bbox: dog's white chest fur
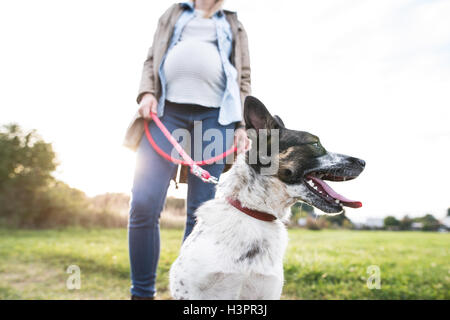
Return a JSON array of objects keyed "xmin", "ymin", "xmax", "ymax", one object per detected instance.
[{"xmin": 169, "ymin": 156, "xmax": 292, "ymax": 300}]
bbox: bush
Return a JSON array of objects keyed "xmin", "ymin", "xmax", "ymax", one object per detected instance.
[
  {"xmin": 324, "ymin": 212, "xmax": 353, "ymax": 229},
  {"xmin": 289, "ymin": 202, "xmax": 315, "ymax": 227},
  {"xmin": 306, "ymin": 217, "xmax": 321, "ymax": 230}
]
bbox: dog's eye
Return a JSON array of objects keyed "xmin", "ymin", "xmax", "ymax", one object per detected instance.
[
  {"xmin": 280, "ymin": 168, "xmax": 293, "ymax": 178},
  {"xmin": 310, "ymin": 141, "xmax": 326, "ymax": 156}
]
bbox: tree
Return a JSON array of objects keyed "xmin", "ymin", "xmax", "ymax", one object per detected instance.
[
  {"xmin": 0, "ymin": 124, "xmax": 56, "ymax": 189},
  {"xmin": 420, "ymin": 214, "xmax": 441, "ymax": 231},
  {"xmin": 0, "ymin": 124, "xmax": 57, "ymax": 225},
  {"xmin": 400, "ymin": 215, "xmax": 413, "ymax": 230},
  {"xmin": 0, "ymin": 123, "xmax": 127, "ymax": 228},
  {"xmin": 384, "ymin": 216, "xmax": 400, "ymax": 230}
]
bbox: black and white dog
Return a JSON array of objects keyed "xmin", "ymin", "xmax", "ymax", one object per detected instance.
[{"xmin": 170, "ymin": 96, "xmax": 365, "ymax": 300}]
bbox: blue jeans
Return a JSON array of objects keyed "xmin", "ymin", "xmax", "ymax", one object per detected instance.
[{"xmin": 128, "ymin": 100, "xmax": 236, "ymax": 298}]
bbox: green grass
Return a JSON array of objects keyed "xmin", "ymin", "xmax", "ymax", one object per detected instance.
[{"xmin": 0, "ymin": 228, "xmax": 448, "ymax": 299}]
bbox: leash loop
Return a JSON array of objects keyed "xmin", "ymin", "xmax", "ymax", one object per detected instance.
[{"xmin": 144, "ymin": 112, "xmax": 237, "ymax": 184}]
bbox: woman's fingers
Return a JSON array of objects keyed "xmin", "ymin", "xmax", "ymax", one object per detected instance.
[
  {"xmin": 138, "ymin": 93, "xmax": 157, "ymax": 120},
  {"xmin": 244, "ymin": 136, "xmax": 252, "ymax": 152},
  {"xmin": 234, "ymin": 132, "xmax": 242, "ymax": 154},
  {"xmin": 150, "ymin": 99, "xmax": 158, "ymax": 114},
  {"xmin": 139, "ymin": 104, "xmax": 152, "ymax": 120},
  {"xmin": 235, "ymin": 129, "xmax": 250, "ymax": 154},
  {"xmin": 236, "ymin": 140, "xmax": 244, "ymax": 154}
]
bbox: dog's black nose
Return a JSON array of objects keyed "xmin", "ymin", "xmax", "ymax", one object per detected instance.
[
  {"xmin": 349, "ymin": 157, "xmax": 365, "ymax": 168},
  {"xmin": 356, "ymin": 158, "xmax": 366, "ymax": 167}
]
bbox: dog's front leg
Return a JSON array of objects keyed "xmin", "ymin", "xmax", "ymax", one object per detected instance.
[
  {"xmin": 188, "ymin": 272, "xmax": 246, "ymax": 300},
  {"xmin": 239, "ymin": 273, "xmax": 283, "ymax": 300}
]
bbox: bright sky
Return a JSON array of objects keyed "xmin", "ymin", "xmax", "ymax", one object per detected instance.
[{"xmin": 1, "ymin": 0, "xmax": 449, "ymax": 222}]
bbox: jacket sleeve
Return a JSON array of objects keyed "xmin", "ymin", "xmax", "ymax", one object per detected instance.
[
  {"xmin": 237, "ymin": 21, "xmax": 251, "ymax": 128},
  {"xmin": 136, "ymin": 5, "xmax": 176, "ymax": 104},
  {"xmin": 137, "ymin": 44, "xmax": 156, "ymax": 104}
]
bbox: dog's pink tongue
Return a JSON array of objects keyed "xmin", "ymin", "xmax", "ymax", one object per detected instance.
[{"xmin": 309, "ymin": 176, "xmax": 362, "ymax": 208}]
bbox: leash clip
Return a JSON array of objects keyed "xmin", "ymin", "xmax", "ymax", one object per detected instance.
[{"xmin": 191, "ymin": 164, "xmax": 218, "ymax": 184}]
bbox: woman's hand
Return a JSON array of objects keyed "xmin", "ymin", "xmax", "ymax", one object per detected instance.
[
  {"xmin": 234, "ymin": 127, "xmax": 251, "ymax": 154},
  {"xmin": 138, "ymin": 93, "xmax": 158, "ymax": 120}
]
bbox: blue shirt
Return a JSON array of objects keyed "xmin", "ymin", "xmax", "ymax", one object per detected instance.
[{"xmin": 156, "ymin": 1, "xmax": 242, "ymax": 126}]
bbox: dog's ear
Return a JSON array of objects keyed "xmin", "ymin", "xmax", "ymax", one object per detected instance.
[
  {"xmin": 273, "ymin": 115, "xmax": 285, "ymax": 128},
  {"xmin": 244, "ymin": 96, "xmax": 282, "ymax": 131}
]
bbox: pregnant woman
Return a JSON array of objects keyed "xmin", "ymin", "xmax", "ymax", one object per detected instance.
[{"xmin": 123, "ymin": 0, "xmax": 252, "ymax": 299}]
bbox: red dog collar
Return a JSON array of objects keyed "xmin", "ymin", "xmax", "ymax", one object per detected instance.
[{"xmin": 226, "ymin": 197, "xmax": 277, "ymax": 222}]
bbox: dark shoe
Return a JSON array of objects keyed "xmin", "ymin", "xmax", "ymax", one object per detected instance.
[{"xmin": 131, "ymin": 294, "xmax": 155, "ymax": 300}]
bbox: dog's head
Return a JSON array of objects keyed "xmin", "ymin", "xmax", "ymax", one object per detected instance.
[{"xmin": 244, "ymin": 96, "xmax": 365, "ymax": 214}]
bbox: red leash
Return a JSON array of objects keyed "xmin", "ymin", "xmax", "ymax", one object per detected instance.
[{"xmin": 144, "ymin": 112, "xmax": 237, "ymax": 184}]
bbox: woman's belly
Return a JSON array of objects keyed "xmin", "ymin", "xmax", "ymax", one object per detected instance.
[{"xmin": 163, "ymin": 39, "xmax": 226, "ymax": 107}]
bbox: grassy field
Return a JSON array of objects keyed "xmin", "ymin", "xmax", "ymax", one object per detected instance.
[{"xmin": 0, "ymin": 228, "xmax": 448, "ymax": 300}]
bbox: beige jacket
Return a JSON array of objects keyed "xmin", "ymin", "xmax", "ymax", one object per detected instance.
[{"xmin": 123, "ymin": 3, "xmax": 251, "ymax": 183}]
